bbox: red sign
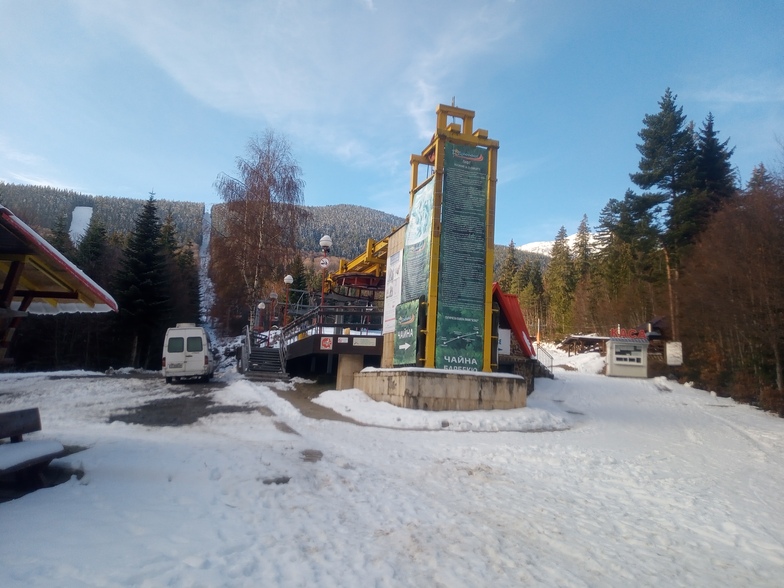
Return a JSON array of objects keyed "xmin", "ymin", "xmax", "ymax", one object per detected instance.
[
  {"xmin": 610, "ymin": 327, "xmax": 648, "ymax": 339},
  {"xmin": 320, "ymin": 337, "xmax": 333, "ymax": 350}
]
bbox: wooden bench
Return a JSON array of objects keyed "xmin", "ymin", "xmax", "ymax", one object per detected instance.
[{"xmin": 0, "ymin": 408, "xmax": 65, "ymax": 481}]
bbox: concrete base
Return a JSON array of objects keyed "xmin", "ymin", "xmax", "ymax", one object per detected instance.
[
  {"xmin": 354, "ymin": 368, "xmax": 526, "ymax": 411},
  {"xmin": 336, "ymin": 354, "xmax": 365, "ymax": 390}
]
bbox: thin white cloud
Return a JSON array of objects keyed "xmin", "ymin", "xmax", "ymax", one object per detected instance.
[
  {"xmin": 3, "ymin": 171, "xmax": 76, "ymax": 191},
  {"xmin": 70, "ymin": 0, "xmax": 553, "ymax": 164},
  {"xmin": 691, "ymin": 77, "xmax": 784, "ymax": 105},
  {"xmin": 497, "ymin": 156, "xmax": 549, "ymax": 185},
  {"xmin": 0, "ymin": 137, "xmax": 44, "ymax": 167}
]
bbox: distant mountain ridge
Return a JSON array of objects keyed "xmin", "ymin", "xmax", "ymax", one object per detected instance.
[
  {"xmin": 517, "ymin": 233, "xmax": 598, "ymax": 257},
  {"xmin": 0, "ymin": 182, "xmax": 204, "ymax": 245},
  {"xmin": 2, "ymin": 182, "xmax": 555, "ymax": 262},
  {"xmin": 0, "ymin": 183, "xmax": 403, "ymax": 259},
  {"xmin": 299, "ymin": 204, "xmax": 404, "ymax": 259}
]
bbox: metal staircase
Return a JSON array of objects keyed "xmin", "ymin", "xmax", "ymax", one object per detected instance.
[{"xmin": 238, "ymin": 326, "xmax": 288, "ymax": 380}]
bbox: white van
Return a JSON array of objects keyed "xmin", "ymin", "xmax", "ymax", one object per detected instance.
[{"xmin": 162, "ymin": 324, "xmax": 216, "ymax": 383}]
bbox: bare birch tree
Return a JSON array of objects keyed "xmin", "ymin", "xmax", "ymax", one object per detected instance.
[{"xmin": 210, "ymin": 131, "xmax": 307, "ymax": 333}]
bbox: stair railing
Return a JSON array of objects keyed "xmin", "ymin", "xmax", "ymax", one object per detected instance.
[
  {"xmin": 240, "ymin": 324, "xmax": 251, "ymax": 373},
  {"xmin": 536, "ymin": 343, "xmax": 553, "ymax": 373}
]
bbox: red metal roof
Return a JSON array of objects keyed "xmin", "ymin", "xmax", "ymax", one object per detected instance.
[
  {"xmin": 492, "ymin": 282, "xmax": 536, "ymax": 358},
  {"xmin": 0, "ymin": 205, "xmax": 118, "ymax": 315}
]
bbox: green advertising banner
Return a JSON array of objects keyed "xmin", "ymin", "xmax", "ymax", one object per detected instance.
[
  {"xmin": 393, "ymin": 298, "xmax": 421, "ymax": 366},
  {"xmin": 401, "ymin": 178, "xmax": 434, "ymax": 303},
  {"xmin": 435, "ymin": 142, "xmax": 488, "ymax": 371}
]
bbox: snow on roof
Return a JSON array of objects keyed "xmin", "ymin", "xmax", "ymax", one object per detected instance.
[{"xmin": 0, "ymin": 205, "xmax": 117, "ymax": 314}]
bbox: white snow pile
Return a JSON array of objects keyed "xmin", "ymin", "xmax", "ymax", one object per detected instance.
[
  {"xmin": 1, "ymin": 344, "xmax": 783, "ymax": 587},
  {"xmin": 68, "ymin": 205, "xmax": 93, "ymax": 244}
]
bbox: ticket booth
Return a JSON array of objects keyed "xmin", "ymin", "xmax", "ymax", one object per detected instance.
[{"xmin": 606, "ymin": 338, "xmax": 649, "ymax": 378}]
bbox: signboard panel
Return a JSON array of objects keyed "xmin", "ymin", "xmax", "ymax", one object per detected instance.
[
  {"xmin": 382, "ymin": 250, "xmax": 403, "ymax": 334},
  {"xmin": 435, "ymin": 142, "xmax": 488, "ymax": 371},
  {"xmin": 666, "ymin": 341, "xmax": 683, "ymax": 366},
  {"xmin": 498, "ymin": 328, "xmax": 511, "ymax": 355},
  {"xmin": 393, "ymin": 298, "xmax": 420, "ymax": 366},
  {"xmin": 401, "ymin": 178, "xmax": 434, "ymax": 303}
]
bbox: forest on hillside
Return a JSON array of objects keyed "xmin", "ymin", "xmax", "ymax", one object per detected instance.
[
  {"xmin": 298, "ymin": 204, "xmax": 404, "ymax": 259},
  {"xmin": 0, "ymin": 183, "xmax": 205, "ymax": 246},
  {"xmin": 0, "ymin": 183, "xmax": 404, "ymax": 261}
]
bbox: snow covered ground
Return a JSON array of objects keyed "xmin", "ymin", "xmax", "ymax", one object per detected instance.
[{"xmin": 1, "ymin": 347, "xmax": 783, "ymax": 587}]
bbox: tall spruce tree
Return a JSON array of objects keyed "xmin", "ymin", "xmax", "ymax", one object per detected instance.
[
  {"xmin": 113, "ymin": 194, "xmax": 172, "ymax": 369},
  {"xmin": 668, "ymin": 113, "xmax": 737, "ymax": 252},
  {"xmin": 498, "ymin": 240, "xmax": 519, "ymax": 293},
  {"xmin": 544, "ymin": 226, "xmax": 576, "ymax": 338},
  {"xmin": 516, "ymin": 259, "xmax": 545, "ymax": 335},
  {"xmin": 572, "ymin": 215, "xmax": 592, "ymax": 279},
  {"xmin": 747, "ymin": 162, "xmax": 774, "ymax": 192},
  {"xmin": 696, "ymin": 113, "xmax": 736, "ymax": 200},
  {"xmin": 176, "ymin": 242, "xmax": 202, "ymax": 324},
  {"xmin": 50, "ymin": 213, "xmax": 77, "ymax": 261},
  {"xmin": 76, "ymin": 216, "xmax": 109, "ymax": 285},
  {"xmin": 159, "ymin": 211, "xmax": 200, "ymax": 325},
  {"xmin": 630, "ymin": 88, "xmax": 697, "ymax": 206}
]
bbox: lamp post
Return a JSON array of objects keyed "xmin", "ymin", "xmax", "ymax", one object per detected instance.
[
  {"xmin": 283, "ymin": 274, "xmax": 294, "ymax": 326},
  {"xmin": 269, "ymin": 291, "xmax": 278, "ymax": 327},
  {"xmin": 319, "ymin": 235, "xmax": 332, "ymax": 307},
  {"xmin": 257, "ymin": 301, "xmax": 265, "ymax": 331}
]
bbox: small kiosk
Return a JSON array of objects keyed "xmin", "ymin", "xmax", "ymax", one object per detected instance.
[{"xmin": 606, "ymin": 336, "xmax": 649, "ymax": 378}]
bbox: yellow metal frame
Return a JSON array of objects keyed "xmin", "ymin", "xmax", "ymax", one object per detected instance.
[
  {"xmin": 335, "ymin": 237, "xmax": 389, "ymax": 277},
  {"xmin": 410, "ymin": 105, "xmax": 499, "ymax": 370}
]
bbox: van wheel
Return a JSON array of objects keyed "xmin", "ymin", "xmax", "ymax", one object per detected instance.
[{"xmin": 165, "ymin": 377, "xmax": 172, "ymax": 384}]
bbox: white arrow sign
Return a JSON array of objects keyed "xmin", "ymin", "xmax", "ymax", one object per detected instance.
[{"xmin": 398, "ymin": 343, "xmax": 411, "ymax": 351}]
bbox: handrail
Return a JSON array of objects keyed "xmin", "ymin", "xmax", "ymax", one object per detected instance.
[
  {"xmin": 280, "ymin": 304, "xmax": 383, "ymax": 349},
  {"xmin": 240, "ymin": 325, "xmax": 251, "ymax": 373},
  {"xmin": 536, "ymin": 343, "xmax": 553, "ymax": 373}
]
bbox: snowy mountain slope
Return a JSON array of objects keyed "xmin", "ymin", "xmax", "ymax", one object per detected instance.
[{"xmin": 518, "ymin": 233, "xmax": 598, "ymax": 257}]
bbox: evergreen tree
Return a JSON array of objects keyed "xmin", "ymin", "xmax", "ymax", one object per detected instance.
[
  {"xmin": 159, "ymin": 211, "xmax": 198, "ymax": 324},
  {"xmin": 516, "ymin": 259, "xmax": 546, "ymax": 334},
  {"xmin": 572, "ymin": 215, "xmax": 592, "ymax": 279},
  {"xmin": 159, "ymin": 211, "xmax": 180, "ymax": 257},
  {"xmin": 630, "ymin": 88, "xmax": 697, "ymax": 205},
  {"xmin": 498, "ymin": 240, "xmax": 519, "ymax": 293},
  {"xmin": 747, "ymin": 163, "xmax": 774, "ymax": 192},
  {"xmin": 50, "ymin": 213, "xmax": 77, "ymax": 261},
  {"xmin": 113, "ymin": 194, "xmax": 172, "ymax": 369},
  {"xmin": 668, "ymin": 113, "xmax": 737, "ymax": 252},
  {"xmin": 289, "ymin": 254, "xmax": 309, "ymax": 292},
  {"xmin": 76, "ymin": 216, "xmax": 109, "ymax": 285},
  {"xmin": 544, "ymin": 226, "xmax": 576, "ymax": 338},
  {"xmin": 175, "ymin": 242, "xmax": 202, "ymax": 324},
  {"xmin": 696, "ymin": 113, "xmax": 736, "ymax": 201}
]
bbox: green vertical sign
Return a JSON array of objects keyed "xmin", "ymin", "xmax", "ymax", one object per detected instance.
[
  {"xmin": 435, "ymin": 142, "xmax": 488, "ymax": 371},
  {"xmin": 393, "ymin": 298, "xmax": 420, "ymax": 366},
  {"xmin": 401, "ymin": 178, "xmax": 434, "ymax": 302}
]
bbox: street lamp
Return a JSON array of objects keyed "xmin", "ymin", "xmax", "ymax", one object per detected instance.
[
  {"xmin": 283, "ymin": 274, "xmax": 293, "ymax": 326},
  {"xmin": 257, "ymin": 301, "xmax": 265, "ymax": 331},
  {"xmin": 269, "ymin": 291, "xmax": 278, "ymax": 326},
  {"xmin": 319, "ymin": 235, "xmax": 332, "ymax": 307}
]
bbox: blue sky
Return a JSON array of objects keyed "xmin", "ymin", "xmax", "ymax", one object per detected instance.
[{"xmin": 1, "ymin": 0, "xmax": 782, "ymax": 246}]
